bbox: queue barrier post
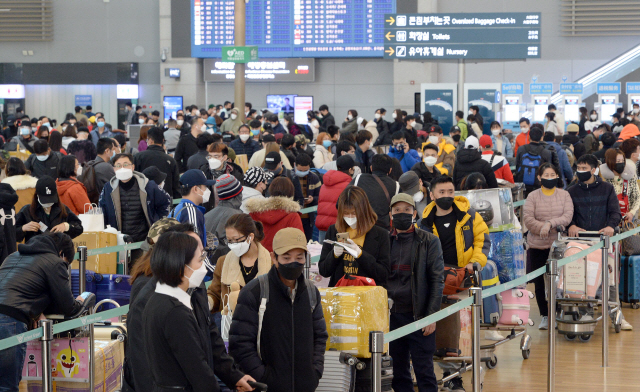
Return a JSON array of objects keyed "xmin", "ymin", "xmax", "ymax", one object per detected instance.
[
  {"xmin": 601, "ymin": 234, "xmax": 610, "ymax": 368},
  {"xmin": 369, "ymin": 331, "xmax": 384, "ymax": 392},
  {"xmin": 40, "ymin": 319, "xmax": 53, "ymax": 392},
  {"xmin": 470, "ymin": 287, "xmax": 482, "ymax": 392},
  {"xmin": 546, "ymin": 258, "xmax": 557, "ymax": 392},
  {"xmin": 77, "ymin": 246, "xmax": 88, "ymax": 293}
]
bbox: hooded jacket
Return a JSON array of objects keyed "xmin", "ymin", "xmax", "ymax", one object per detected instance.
[
  {"xmin": 618, "ymin": 124, "xmax": 640, "ymax": 142},
  {"xmin": 0, "ymin": 235, "xmax": 83, "ymax": 326},
  {"xmin": 452, "ymin": 148, "xmax": 498, "ymax": 190},
  {"xmin": 220, "ymin": 109, "xmax": 244, "ymax": 135},
  {"xmin": 245, "ymin": 196, "xmax": 303, "ymax": 252},
  {"xmin": 315, "ymin": 170, "xmax": 352, "ymax": 231},
  {"xmin": 1, "ymin": 174, "xmax": 38, "ymax": 212},
  {"xmin": 56, "ymin": 178, "xmax": 91, "ymax": 215},
  {"xmin": 567, "ymin": 175, "xmax": 621, "ymax": 231},
  {"xmin": 0, "ymin": 183, "xmax": 18, "ymax": 264},
  {"xmin": 15, "ymin": 203, "xmax": 83, "ymax": 244},
  {"xmin": 420, "ymin": 196, "xmax": 490, "ymax": 268},
  {"xmin": 98, "ymin": 171, "xmax": 172, "ymax": 238}
]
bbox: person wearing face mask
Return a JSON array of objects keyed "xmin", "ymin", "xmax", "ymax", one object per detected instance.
[
  {"xmin": 620, "ymin": 138, "xmax": 640, "ymax": 177},
  {"xmin": 0, "ymin": 233, "xmax": 87, "ymax": 391},
  {"xmin": 240, "ymin": 167, "xmax": 268, "ymax": 213},
  {"xmin": 315, "ymin": 155, "xmax": 356, "ymax": 243},
  {"xmin": 547, "ymin": 104, "xmax": 564, "ymax": 135},
  {"xmin": 562, "ymin": 123, "xmax": 586, "ymax": 162},
  {"xmin": 163, "ymin": 118, "xmax": 182, "ymax": 155},
  {"xmin": 355, "ymin": 129, "xmax": 375, "ymax": 174},
  {"xmin": 8, "ymin": 122, "xmax": 38, "ymax": 153},
  {"xmin": 204, "ymin": 174, "xmax": 244, "ymax": 247},
  {"xmin": 514, "ymin": 117, "xmax": 531, "ymax": 153},
  {"xmin": 294, "ymin": 153, "xmax": 320, "ymax": 240},
  {"xmin": 583, "ymin": 123, "xmax": 607, "ymax": 155},
  {"xmin": 402, "ymin": 115, "xmax": 419, "ymax": 150},
  {"xmin": 303, "ymin": 111, "xmax": 321, "ymax": 142},
  {"xmin": 55, "ymin": 155, "xmax": 91, "ymax": 215},
  {"xmin": 143, "ymin": 231, "xmax": 256, "ymax": 392},
  {"xmin": 467, "ymin": 114, "xmax": 482, "ymax": 138},
  {"xmin": 35, "ymin": 126, "xmax": 50, "ymax": 142},
  {"xmin": 312, "ymin": 132, "xmax": 334, "ymax": 168},
  {"xmin": 99, "ymin": 153, "xmax": 172, "ymax": 261},
  {"xmin": 387, "ymin": 193, "xmax": 444, "ymax": 392},
  {"xmin": 15, "ymin": 176, "xmax": 83, "ymax": 244},
  {"xmin": 542, "ymin": 131, "xmax": 573, "ymax": 187},
  {"xmin": 452, "ymin": 136, "xmax": 499, "ymax": 190},
  {"xmin": 124, "ymin": 101, "xmax": 135, "ymax": 126},
  {"xmin": 208, "ymin": 213, "xmax": 271, "ymax": 315},
  {"xmin": 134, "ymin": 127, "xmax": 181, "ymax": 198},
  {"xmin": 515, "ymin": 125, "xmax": 560, "ymax": 193},
  {"xmin": 479, "ymin": 135, "xmax": 514, "ymax": 185},
  {"xmin": 522, "ymin": 163, "xmax": 574, "ymax": 330},
  {"xmin": 422, "ymin": 125, "xmax": 456, "ymax": 175},
  {"xmin": 398, "ymin": 171, "xmax": 428, "ymax": 220},
  {"xmin": 24, "ymin": 139, "xmax": 61, "ymax": 179},
  {"xmin": 176, "ymin": 117, "xmax": 205, "ymax": 172},
  {"xmin": 318, "ymin": 185, "xmax": 390, "ymax": 287},
  {"xmin": 220, "ymin": 108, "xmax": 244, "ymax": 135},
  {"xmin": 448, "ymin": 125, "xmax": 464, "ymax": 154},
  {"xmin": 593, "ymin": 130, "xmax": 617, "ymax": 163},
  {"xmin": 201, "ymin": 142, "xmax": 245, "ymax": 185},
  {"xmin": 229, "ymin": 227, "xmax": 327, "ymax": 392},
  {"xmin": 389, "ymin": 131, "xmax": 421, "ymax": 173},
  {"xmin": 79, "ymin": 138, "xmax": 116, "ymax": 202},
  {"xmin": 584, "ymin": 109, "xmax": 602, "ymax": 133},
  {"xmin": 89, "ymin": 115, "xmax": 115, "ymax": 146},
  {"xmin": 412, "ymin": 144, "xmax": 441, "ymax": 203},
  {"xmin": 454, "ymin": 110, "xmax": 469, "ymax": 141},
  {"xmin": 599, "ymin": 148, "xmax": 640, "ymax": 223},
  {"xmin": 341, "ymin": 109, "xmax": 359, "ymax": 134},
  {"xmin": 230, "ymin": 124, "xmax": 262, "ymax": 160},
  {"xmin": 489, "ymin": 121, "xmax": 513, "ymax": 158}
]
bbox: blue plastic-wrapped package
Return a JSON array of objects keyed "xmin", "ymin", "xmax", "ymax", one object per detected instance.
[{"xmin": 488, "ymin": 229, "xmax": 526, "ymax": 288}]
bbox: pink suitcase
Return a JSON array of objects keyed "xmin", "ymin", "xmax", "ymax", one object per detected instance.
[
  {"xmin": 558, "ymin": 241, "xmax": 602, "ymax": 299},
  {"xmin": 498, "ymin": 289, "xmax": 534, "ymax": 326}
]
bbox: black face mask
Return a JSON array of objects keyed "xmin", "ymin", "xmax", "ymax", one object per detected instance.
[
  {"xmin": 392, "ymin": 213, "xmax": 414, "ymax": 231},
  {"xmin": 451, "ymin": 134, "xmax": 461, "ymax": 142},
  {"xmin": 576, "ymin": 171, "xmax": 592, "ymax": 183},
  {"xmin": 540, "ymin": 178, "xmax": 557, "ymax": 190},
  {"xmin": 615, "ymin": 163, "xmax": 625, "ymax": 174},
  {"xmin": 435, "ymin": 196, "xmax": 454, "ymax": 210},
  {"xmin": 277, "ymin": 261, "xmax": 305, "ymax": 281}
]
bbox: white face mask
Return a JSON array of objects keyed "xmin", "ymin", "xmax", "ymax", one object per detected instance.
[
  {"xmin": 347, "ymin": 114, "xmax": 353, "ymax": 120},
  {"xmin": 138, "ymin": 119, "xmax": 145, "ymax": 124},
  {"xmin": 201, "ymin": 125, "xmax": 208, "ymax": 133},
  {"xmin": 410, "ymin": 121, "xmax": 416, "ymax": 128},
  {"xmin": 185, "ymin": 262, "xmax": 207, "ymax": 289},
  {"xmin": 231, "ymin": 113, "xmax": 238, "ymax": 120},
  {"xmin": 177, "ymin": 120, "xmax": 184, "ymax": 126},
  {"xmin": 590, "ymin": 114, "xmax": 597, "ymax": 121},
  {"xmin": 375, "ymin": 113, "xmax": 381, "ymax": 120},
  {"xmin": 36, "ymin": 154, "xmax": 49, "ymax": 162},
  {"xmin": 424, "ymin": 156, "xmax": 438, "ymax": 167},
  {"xmin": 208, "ymin": 158, "xmax": 222, "ymax": 170},
  {"xmin": 392, "ymin": 112, "xmax": 397, "ymax": 119},
  {"xmin": 491, "ymin": 129, "xmax": 501, "ymax": 136},
  {"xmin": 428, "ymin": 136, "xmax": 440, "ymax": 145},
  {"xmin": 633, "ymin": 108, "xmax": 639, "ymax": 114},
  {"xmin": 239, "ymin": 134, "xmax": 250, "ymax": 142},
  {"xmin": 200, "ymin": 188, "xmax": 211, "ymax": 204},
  {"xmin": 76, "ymin": 166, "xmax": 83, "ymax": 177},
  {"xmin": 228, "ymin": 237, "xmax": 251, "ymax": 257},
  {"xmin": 413, "ymin": 191, "xmax": 424, "ymax": 203},
  {"xmin": 344, "ymin": 216, "xmax": 357, "ymax": 229},
  {"xmin": 115, "ymin": 168, "xmax": 133, "ymax": 181},
  {"xmin": 38, "ymin": 197, "xmax": 54, "ymax": 209},
  {"xmin": 468, "ymin": 109, "xmax": 474, "ymax": 115}
]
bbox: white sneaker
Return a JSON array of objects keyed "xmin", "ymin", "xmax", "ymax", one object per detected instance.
[
  {"xmin": 621, "ymin": 319, "xmax": 633, "ymax": 330},
  {"xmin": 484, "ymin": 330, "xmax": 504, "ymax": 341},
  {"xmin": 539, "ymin": 316, "xmax": 549, "ymax": 330}
]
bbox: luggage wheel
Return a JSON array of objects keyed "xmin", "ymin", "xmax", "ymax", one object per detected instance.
[
  {"xmin": 565, "ymin": 334, "xmax": 577, "ymax": 341},
  {"xmin": 486, "ymin": 355, "xmax": 497, "ymax": 369},
  {"xmin": 632, "ymin": 303, "xmax": 640, "ymax": 310},
  {"xmin": 521, "ymin": 349, "xmax": 530, "ymax": 360}
]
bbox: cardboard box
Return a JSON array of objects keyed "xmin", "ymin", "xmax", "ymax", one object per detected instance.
[
  {"xmin": 71, "ymin": 232, "xmax": 118, "ymax": 274},
  {"xmin": 319, "ymin": 286, "xmax": 389, "ymax": 358}
]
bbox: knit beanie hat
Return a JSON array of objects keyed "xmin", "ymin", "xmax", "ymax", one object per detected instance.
[
  {"xmin": 215, "ymin": 174, "xmax": 243, "ymax": 200},
  {"xmin": 244, "ymin": 167, "xmax": 267, "ymax": 188}
]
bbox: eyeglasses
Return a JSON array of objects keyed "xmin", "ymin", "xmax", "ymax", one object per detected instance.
[
  {"xmin": 114, "ymin": 163, "xmax": 132, "ymax": 169},
  {"xmin": 223, "ymin": 236, "xmax": 247, "ymax": 246}
]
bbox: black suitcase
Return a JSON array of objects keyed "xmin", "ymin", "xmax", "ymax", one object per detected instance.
[{"xmin": 354, "ymin": 355, "xmax": 393, "ymax": 392}]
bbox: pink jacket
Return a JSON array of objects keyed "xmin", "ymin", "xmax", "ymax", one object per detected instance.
[{"xmin": 523, "ymin": 188, "xmax": 574, "ymax": 249}]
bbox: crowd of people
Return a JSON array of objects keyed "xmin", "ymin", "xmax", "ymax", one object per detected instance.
[{"xmin": 0, "ymin": 101, "xmax": 639, "ymax": 392}]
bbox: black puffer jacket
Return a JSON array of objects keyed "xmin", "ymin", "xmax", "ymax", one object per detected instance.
[
  {"xmin": 134, "ymin": 145, "xmax": 181, "ymax": 198},
  {"xmin": 229, "ymin": 266, "xmax": 328, "ymax": 392},
  {"xmin": 562, "ymin": 133, "xmax": 586, "ymax": 160},
  {"xmin": 0, "ymin": 235, "xmax": 82, "ymax": 326},
  {"xmin": 0, "ymin": 183, "xmax": 18, "ymax": 265},
  {"xmin": 15, "ymin": 203, "xmax": 83, "ymax": 244},
  {"xmin": 452, "ymin": 148, "xmax": 498, "ymax": 190}
]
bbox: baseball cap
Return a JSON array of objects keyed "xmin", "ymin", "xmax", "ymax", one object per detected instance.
[
  {"xmin": 465, "ymin": 136, "xmax": 479, "ymax": 150},
  {"xmin": 180, "ymin": 169, "xmax": 216, "ymax": 189},
  {"xmin": 390, "ymin": 192, "xmax": 415, "ymax": 209},
  {"xmin": 479, "ymin": 135, "xmax": 493, "ymax": 148},
  {"xmin": 272, "ymin": 227, "xmax": 308, "ymax": 255},
  {"xmin": 35, "ymin": 176, "xmax": 59, "ymax": 204},
  {"xmin": 427, "ymin": 125, "xmax": 443, "ymax": 134},
  {"xmin": 567, "ymin": 123, "xmax": 579, "ymax": 134},
  {"xmin": 264, "ymin": 151, "xmax": 281, "ymax": 170},
  {"xmin": 449, "ymin": 125, "xmax": 461, "ymax": 134},
  {"xmin": 142, "ymin": 166, "xmax": 167, "ymax": 186},
  {"xmin": 144, "ymin": 217, "xmax": 181, "ymax": 251},
  {"xmin": 294, "ymin": 134, "xmax": 309, "ymax": 144},
  {"xmin": 215, "ymin": 174, "xmax": 243, "ymax": 200},
  {"xmin": 398, "ymin": 171, "xmax": 420, "ymax": 196},
  {"xmin": 337, "ymin": 155, "xmax": 355, "ymax": 171},
  {"xmin": 244, "ymin": 166, "xmax": 267, "ymax": 188}
]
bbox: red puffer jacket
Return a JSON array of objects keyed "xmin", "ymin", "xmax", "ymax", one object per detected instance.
[
  {"xmin": 315, "ymin": 170, "xmax": 353, "ymax": 231},
  {"xmin": 245, "ymin": 196, "xmax": 303, "ymax": 252}
]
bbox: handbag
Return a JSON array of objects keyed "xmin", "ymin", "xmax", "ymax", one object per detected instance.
[
  {"xmin": 78, "ymin": 203, "xmax": 105, "ymax": 232},
  {"xmin": 443, "ymin": 267, "xmax": 473, "ymax": 295},
  {"xmin": 335, "ymin": 274, "xmax": 376, "ymax": 287},
  {"xmin": 620, "ymin": 221, "xmax": 640, "ymax": 256},
  {"xmin": 618, "ymin": 180, "xmax": 630, "ymax": 215},
  {"xmin": 220, "ymin": 294, "xmax": 232, "ymax": 341}
]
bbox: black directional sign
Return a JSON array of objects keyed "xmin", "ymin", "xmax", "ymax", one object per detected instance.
[{"xmin": 383, "ymin": 13, "xmax": 541, "ymax": 60}]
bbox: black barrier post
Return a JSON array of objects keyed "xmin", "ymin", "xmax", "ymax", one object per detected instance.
[
  {"xmin": 40, "ymin": 319, "xmax": 53, "ymax": 392},
  {"xmin": 601, "ymin": 234, "xmax": 610, "ymax": 367},
  {"xmin": 369, "ymin": 331, "xmax": 383, "ymax": 392},
  {"xmin": 547, "ymin": 258, "xmax": 557, "ymax": 392},
  {"xmin": 78, "ymin": 246, "xmax": 88, "ymax": 293},
  {"xmin": 470, "ymin": 287, "xmax": 482, "ymax": 392}
]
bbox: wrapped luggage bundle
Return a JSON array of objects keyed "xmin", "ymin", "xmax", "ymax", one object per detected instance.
[
  {"xmin": 488, "ymin": 229, "xmax": 526, "ymax": 287},
  {"xmin": 319, "ymin": 286, "xmax": 389, "ymax": 358}
]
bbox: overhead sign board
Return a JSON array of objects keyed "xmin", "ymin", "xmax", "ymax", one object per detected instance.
[
  {"xmin": 501, "ymin": 83, "xmax": 524, "ymax": 95},
  {"xmin": 626, "ymin": 82, "xmax": 640, "ymax": 94},
  {"xmin": 383, "ymin": 12, "xmax": 541, "ymax": 60},
  {"xmin": 597, "ymin": 83, "xmax": 621, "ymax": 95},
  {"xmin": 221, "ymin": 46, "xmax": 259, "ymax": 63},
  {"xmin": 75, "ymin": 95, "xmax": 92, "ymax": 107},
  {"xmin": 559, "ymin": 83, "xmax": 583, "ymax": 95},
  {"xmin": 203, "ymin": 58, "xmax": 314, "ymax": 83},
  {"xmin": 0, "ymin": 84, "xmax": 25, "ymax": 99},
  {"xmin": 529, "ymin": 83, "xmax": 553, "ymax": 95}
]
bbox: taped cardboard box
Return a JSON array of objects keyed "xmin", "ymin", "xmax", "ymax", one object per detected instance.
[
  {"xmin": 20, "ymin": 339, "xmax": 124, "ymax": 392},
  {"xmin": 71, "ymin": 232, "xmax": 118, "ymax": 275},
  {"xmin": 319, "ymin": 286, "xmax": 389, "ymax": 358}
]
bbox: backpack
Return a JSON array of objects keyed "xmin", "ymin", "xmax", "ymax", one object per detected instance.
[
  {"xmin": 519, "ymin": 149, "xmax": 542, "ymax": 186},
  {"xmin": 561, "ymin": 144, "xmax": 575, "ymax": 167},
  {"xmin": 78, "ymin": 159, "xmax": 102, "ymax": 204},
  {"xmin": 256, "ymin": 274, "xmax": 317, "ymax": 360}
]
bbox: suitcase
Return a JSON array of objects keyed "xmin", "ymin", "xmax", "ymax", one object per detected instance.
[
  {"xmin": 354, "ymin": 355, "xmax": 393, "ymax": 392},
  {"xmin": 95, "ymin": 274, "xmax": 132, "ymax": 310},
  {"xmin": 315, "ymin": 351, "xmax": 353, "ymax": 392},
  {"xmin": 435, "ymin": 301, "xmax": 461, "ymax": 357},
  {"xmin": 481, "ymin": 260, "xmax": 501, "ymax": 325},
  {"xmin": 94, "ymin": 322, "xmax": 127, "ymax": 344},
  {"xmin": 70, "ymin": 269, "xmax": 100, "ymax": 297},
  {"xmin": 559, "ymin": 241, "xmax": 602, "ymax": 299},
  {"xmin": 498, "ymin": 289, "xmax": 534, "ymax": 326},
  {"xmin": 620, "ymin": 255, "xmax": 640, "ymax": 307}
]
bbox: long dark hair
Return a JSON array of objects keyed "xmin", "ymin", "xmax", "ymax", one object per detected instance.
[
  {"xmin": 48, "ymin": 131, "xmax": 64, "ymax": 153},
  {"xmin": 150, "ymin": 231, "xmax": 199, "ymax": 287},
  {"xmin": 30, "ymin": 191, "xmax": 68, "ymax": 221}
]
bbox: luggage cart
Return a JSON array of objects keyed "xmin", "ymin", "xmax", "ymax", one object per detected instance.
[{"xmin": 547, "ymin": 229, "xmax": 622, "ymax": 342}]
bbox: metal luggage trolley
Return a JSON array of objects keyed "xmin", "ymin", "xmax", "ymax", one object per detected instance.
[{"xmin": 547, "ymin": 229, "xmax": 623, "ymax": 342}]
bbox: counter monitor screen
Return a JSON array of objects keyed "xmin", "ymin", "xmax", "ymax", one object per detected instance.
[
  {"xmin": 163, "ymin": 96, "xmax": 183, "ymax": 123},
  {"xmin": 294, "ymin": 96, "xmax": 314, "ymax": 124},
  {"xmin": 632, "ymin": 97, "xmax": 640, "ymax": 106},
  {"xmin": 533, "ymin": 96, "xmax": 549, "ymax": 122},
  {"xmin": 267, "ymin": 94, "xmax": 296, "ymax": 115},
  {"xmin": 504, "ymin": 97, "xmax": 520, "ymax": 122},
  {"xmin": 601, "ymin": 95, "xmax": 617, "ymax": 105}
]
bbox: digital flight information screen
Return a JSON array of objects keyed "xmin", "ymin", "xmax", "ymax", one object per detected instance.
[{"xmin": 191, "ymin": 0, "xmax": 397, "ymax": 58}]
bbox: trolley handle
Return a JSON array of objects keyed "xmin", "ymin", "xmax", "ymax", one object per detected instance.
[{"xmin": 247, "ymin": 381, "xmax": 268, "ymax": 391}]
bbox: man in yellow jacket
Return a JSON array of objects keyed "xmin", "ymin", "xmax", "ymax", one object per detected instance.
[
  {"xmin": 421, "ymin": 125, "xmax": 457, "ymax": 176},
  {"xmin": 419, "ymin": 174, "xmax": 489, "ymax": 391}
]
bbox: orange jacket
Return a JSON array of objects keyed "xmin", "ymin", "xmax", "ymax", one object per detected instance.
[
  {"xmin": 618, "ymin": 124, "xmax": 640, "ymax": 141},
  {"xmin": 514, "ymin": 131, "xmax": 529, "ymax": 153},
  {"xmin": 56, "ymin": 178, "xmax": 91, "ymax": 216}
]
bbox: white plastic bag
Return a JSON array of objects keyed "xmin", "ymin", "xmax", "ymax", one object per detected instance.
[{"xmin": 78, "ymin": 203, "xmax": 105, "ymax": 232}]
